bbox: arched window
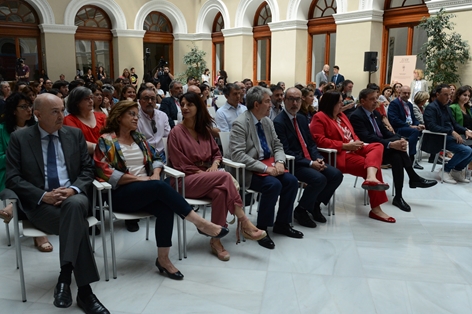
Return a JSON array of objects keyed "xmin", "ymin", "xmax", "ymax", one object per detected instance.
[
  {"xmin": 381, "ymin": 0, "xmax": 430, "ymax": 84},
  {"xmin": 75, "ymin": 5, "xmax": 113, "ymax": 80},
  {"xmin": 253, "ymin": 2, "xmax": 272, "ymax": 85},
  {"xmin": 143, "ymin": 11, "xmax": 174, "ymax": 79},
  {"xmin": 212, "ymin": 13, "xmax": 224, "ymax": 84},
  {"xmin": 307, "ymin": 0, "xmax": 337, "ymax": 84},
  {"xmin": 0, "ymin": 0, "xmax": 42, "ymax": 81}
]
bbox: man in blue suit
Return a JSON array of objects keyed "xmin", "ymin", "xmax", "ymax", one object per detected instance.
[
  {"xmin": 330, "ymin": 65, "xmax": 345, "ymax": 87},
  {"xmin": 273, "ymin": 87, "xmax": 343, "ymax": 226},
  {"xmin": 387, "ymin": 85, "xmax": 424, "ymax": 169}
]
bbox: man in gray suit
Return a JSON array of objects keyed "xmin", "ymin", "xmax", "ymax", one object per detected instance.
[
  {"xmin": 229, "ymin": 86, "xmax": 303, "ymax": 250},
  {"xmin": 6, "ymin": 94, "xmax": 109, "ymax": 313},
  {"xmin": 315, "ymin": 64, "xmax": 330, "ymax": 88}
]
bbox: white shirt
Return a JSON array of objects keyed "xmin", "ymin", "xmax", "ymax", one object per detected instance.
[
  {"xmin": 120, "ymin": 142, "xmax": 147, "ymax": 177},
  {"xmin": 137, "ymin": 107, "xmax": 170, "ymax": 153}
]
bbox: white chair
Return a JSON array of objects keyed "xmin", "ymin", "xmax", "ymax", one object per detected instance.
[
  {"xmin": 207, "ymin": 106, "xmax": 216, "ymax": 118},
  {"xmin": 214, "ymin": 95, "xmax": 227, "ymax": 108},
  {"xmin": 417, "ymin": 130, "xmax": 447, "ymax": 183}
]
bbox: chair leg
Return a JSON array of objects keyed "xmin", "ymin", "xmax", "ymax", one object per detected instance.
[
  {"xmin": 176, "ymin": 214, "xmax": 182, "ymax": 260},
  {"xmin": 432, "ymin": 153, "xmax": 440, "ymax": 172},
  {"xmin": 107, "ymin": 190, "xmax": 117, "ymax": 280},
  {"xmin": 249, "ymin": 193, "xmax": 255, "ymax": 215},
  {"xmin": 354, "ymin": 176, "xmax": 358, "ymax": 188},
  {"xmin": 183, "ymin": 219, "xmax": 187, "ymax": 258},
  {"xmin": 98, "ymin": 190, "xmax": 109, "ymax": 281},
  {"xmin": 5, "ymin": 221, "xmax": 11, "ymax": 246},
  {"xmin": 145, "ymin": 217, "xmax": 149, "ymax": 241},
  {"xmin": 12, "ymin": 201, "xmax": 26, "ymax": 302}
]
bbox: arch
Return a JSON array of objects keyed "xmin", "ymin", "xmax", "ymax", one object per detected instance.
[
  {"xmin": 64, "ymin": 0, "xmax": 126, "ymax": 30},
  {"xmin": 25, "ymin": 0, "xmax": 55, "ymax": 24},
  {"xmin": 235, "ymin": 0, "xmax": 279, "ymax": 28},
  {"xmin": 134, "ymin": 0, "xmax": 187, "ymax": 34},
  {"xmin": 196, "ymin": 0, "xmax": 230, "ymax": 33},
  {"xmin": 287, "ymin": 0, "xmax": 347, "ymax": 20}
]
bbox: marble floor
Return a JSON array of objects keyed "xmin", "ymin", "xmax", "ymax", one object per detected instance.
[{"xmin": 1, "ymin": 165, "xmax": 472, "ymax": 313}]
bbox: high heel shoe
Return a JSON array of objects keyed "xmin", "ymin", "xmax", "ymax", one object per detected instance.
[
  {"xmin": 197, "ymin": 226, "xmax": 229, "ymax": 239},
  {"xmin": 155, "ymin": 258, "xmax": 184, "ymax": 280},
  {"xmin": 237, "ymin": 216, "xmax": 266, "ymax": 243},
  {"xmin": 210, "ymin": 239, "xmax": 230, "ymax": 261}
]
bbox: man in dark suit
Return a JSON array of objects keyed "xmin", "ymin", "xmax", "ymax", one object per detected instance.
[
  {"xmin": 387, "ymin": 85, "xmax": 424, "ymax": 169},
  {"xmin": 229, "ymin": 86, "xmax": 302, "ymax": 250},
  {"xmin": 350, "ymin": 89, "xmax": 437, "ymax": 212},
  {"xmin": 330, "ymin": 65, "xmax": 345, "ymax": 87},
  {"xmin": 6, "ymin": 94, "xmax": 109, "ymax": 313},
  {"xmin": 159, "ymin": 80, "xmax": 183, "ymax": 128},
  {"xmin": 274, "ymin": 87, "xmax": 343, "ymax": 226}
]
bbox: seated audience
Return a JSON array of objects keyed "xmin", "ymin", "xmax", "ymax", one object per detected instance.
[
  {"xmin": 391, "ymin": 82, "xmax": 402, "ymax": 101},
  {"xmin": 229, "ymin": 86, "xmax": 303, "ymax": 249},
  {"xmin": 274, "ymin": 87, "xmax": 343, "ymax": 226},
  {"xmin": 367, "ymin": 83, "xmax": 394, "ymax": 133},
  {"xmin": 90, "ymin": 84, "xmax": 109, "ymax": 117},
  {"xmin": 120, "ymin": 84, "xmax": 136, "ymax": 101},
  {"xmin": 413, "ymin": 91, "xmax": 429, "ymax": 125},
  {"xmin": 299, "ymin": 88, "xmax": 317, "ymax": 123},
  {"xmin": 269, "ymin": 84, "xmax": 284, "ymax": 120},
  {"xmin": 378, "ymin": 85, "xmax": 392, "ymax": 107},
  {"xmin": 94, "ymin": 100, "xmax": 229, "ymax": 277},
  {"xmin": 160, "ymin": 80, "xmax": 183, "ymax": 128},
  {"xmin": 310, "ymin": 91, "xmax": 396, "ymax": 223},
  {"xmin": 450, "ymin": 85, "xmax": 472, "ymax": 128},
  {"xmin": 215, "ymin": 83, "xmax": 246, "ymax": 132}
]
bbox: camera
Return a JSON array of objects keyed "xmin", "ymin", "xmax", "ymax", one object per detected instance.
[{"xmin": 158, "ymin": 57, "xmax": 168, "ymax": 69}]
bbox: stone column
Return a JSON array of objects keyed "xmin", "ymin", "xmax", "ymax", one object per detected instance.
[{"xmin": 111, "ymin": 29, "xmax": 146, "ymax": 80}]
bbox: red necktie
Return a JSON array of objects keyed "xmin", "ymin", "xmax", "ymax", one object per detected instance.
[{"xmin": 293, "ymin": 118, "xmax": 311, "ymax": 160}]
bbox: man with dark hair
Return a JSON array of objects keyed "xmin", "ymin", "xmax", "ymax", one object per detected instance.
[
  {"xmin": 388, "ymin": 85, "xmax": 424, "ymax": 169},
  {"xmin": 423, "ymin": 84, "xmax": 472, "ymax": 184},
  {"xmin": 41, "ymin": 79, "xmax": 53, "ymax": 94},
  {"xmin": 213, "ymin": 77, "xmax": 225, "ymax": 95},
  {"xmin": 350, "ymin": 88, "xmax": 437, "ymax": 211},
  {"xmin": 52, "ymin": 80, "xmax": 69, "ymax": 97},
  {"xmin": 159, "ymin": 80, "xmax": 183, "ymax": 128},
  {"xmin": 242, "ymin": 78, "xmax": 253, "ymax": 91},
  {"xmin": 182, "ymin": 76, "xmax": 195, "ymax": 93},
  {"xmin": 215, "ymin": 83, "xmax": 246, "ymax": 132},
  {"xmin": 157, "ymin": 66, "xmax": 173, "ymax": 94},
  {"xmin": 331, "ymin": 65, "xmax": 345, "ymax": 86},
  {"xmin": 269, "ymin": 84, "xmax": 284, "ymax": 120}
]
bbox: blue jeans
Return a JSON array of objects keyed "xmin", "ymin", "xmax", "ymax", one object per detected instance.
[{"xmin": 445, "ymin": 136, "xmax": 472, "ymax": 172}]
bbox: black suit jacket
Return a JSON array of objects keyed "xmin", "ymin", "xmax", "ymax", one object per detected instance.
[
  {"xmin": 274, "ymin": 110, "xmax": 323, "ymax": 168},
  {"xmin": 5, "ymin": 125, "xmax": 93, "ymax": 211},
  {"xmin": 349, "ymin": 106, "xmax": 400, "ymax": 149},
  {"xmin": 331, "ymin": 73, "xmax": 345, "ymax": 86},
  {"xmin": 159, "ymin": 97, "xmax": 178, "ymax": 128}
]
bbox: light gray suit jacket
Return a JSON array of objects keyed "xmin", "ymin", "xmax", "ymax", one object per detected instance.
[
  {"xmin": 315, "ymin": 71, "xmax": 328, "ymax": 88},
  {"xmin": 229, "ymin": 110, "xmax": 285, "ymax": 188}
]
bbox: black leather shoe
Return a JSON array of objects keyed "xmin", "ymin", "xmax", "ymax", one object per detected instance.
[
  {"xmin": 273, "ymin": 223, "xmax": 304, "ymax": 238},
  {"xmin": 311, "ymin": 204, "xmax": 327, "ymax": 223},
  {"xmin": 77, "ymin": 294, "xmax": 110, "ymax": 314},
  {"xmin": 197, "ymin": 226, "xmax": 229, "ymax": 239},
  {"xmin": 257, "ymin": 233, "xmax": 275, "ymax": 249},
  {"xmin": 413, "ymin": 161, "xmax": 424, "ymax": 170},
  {"xmin": 53, "ymin": 282, "xmax": 72, "ymax": 308},
  {"xmin": 392, "ymin": 196, "xmax": 411, "ymax": 212},
  {"xmin": 294, "ymin": 207, "xmax": 316, "ymax": 228},
  {"xmin": 125, "ymin": 219, "xmax": 139, "ymax": 232},
  {"xmin": 409, "ymin": 178, "xmax": 438, "ymax": 189},
  {"xmin": 155, "ymin": 258, "xmax": 184, "ymax": 280}
]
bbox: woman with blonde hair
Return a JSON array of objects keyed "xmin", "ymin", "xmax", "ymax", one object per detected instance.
[
  {"xmin": 409, "ymin": 69, "xmax": 428, "ymax": 101},
  {"xmin": 413, "ymin": 91, "xmax": 429, "ymax": 124}
]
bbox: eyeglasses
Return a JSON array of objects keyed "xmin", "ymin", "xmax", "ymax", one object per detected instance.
[
  {"xmin": 127, "ymin": 111, "xmax": 139, "ymax": 118},
  {"xmin": 83, "ymin": 96, "xmax": 93, "ymax": 101},
  {"xmin": 286, "ymin": 97, "xmax": 302, "ymax": 103},
  {"xmin": 142, "ymin": 96, "xmax": 156, "ymax": 102},
  {"xmin": 151, "ymin": 119, "xmax": 157, "ymax": 133},
  {"xmin": 17, "ymin": 104, "xmax": 33, "ymax": 110}
]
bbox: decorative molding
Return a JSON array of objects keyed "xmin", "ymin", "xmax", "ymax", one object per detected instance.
[
  {"xmin": 39, "ymin": 24, "xmax": 77, "ymax": 35},
  {"xmin": 134, "ymin": 0, "xmax": 187, "ymax": 34},
  {"xmin": 269, "ymin": 20, "xmax": 307, "ymax": 32},
  {"xmin": 235, "ymin": 0, "xmax": 279, "ymax": 28},
  {"xmin": 427, "ymin": 0, "xmax": 472, "ymax": 14},
  {"xmin": 64, "ymin": 0, "xmax": 127, "ymax": 30},
  {"xmin": 334, "ymin": 9, "xmax": 384, "ymax": 25},
  {"xmin": 111, "ymin": 29, "xmax": 145, "ymax": 38},
  {"xmin": 196, "ymin": 0, "xmax": 231, "ymax": 33},
  {"xmin": 221, "ymin": 27, "xmax": 253, "ymax": 37},
  {"xmin": 26, "ymin": 0, "xmax": 55, "ymax": 24},
  {"xmin": 173, "ymin": 33, "xmax": 212, "ymax": 41}
]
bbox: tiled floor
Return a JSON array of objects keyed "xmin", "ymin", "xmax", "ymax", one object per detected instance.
[{"xmin": 1, "ymin": 165, "xmax": 472, "ymax": 313}]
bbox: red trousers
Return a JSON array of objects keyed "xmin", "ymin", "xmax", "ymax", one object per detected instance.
[{"xmin": 339, "ymin": 143, "xmax": 388, "ymax": 208}]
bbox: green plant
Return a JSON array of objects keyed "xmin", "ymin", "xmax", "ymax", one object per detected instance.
[
  {"xmin": 176, "ymin": 43, "xmax": 207, "ymax": 83},
  {"xmin": 418, "ymin": 8, "xmax": 470, "ymax": 90}
]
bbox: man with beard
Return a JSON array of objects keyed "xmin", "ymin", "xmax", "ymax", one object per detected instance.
[
  {"xmin": 159, "ymin": 80, "xmax": 183, "ymax": 128},
  {"xmin": 269, "ymin": 85, "xmax": 284, "ymax": 120}
]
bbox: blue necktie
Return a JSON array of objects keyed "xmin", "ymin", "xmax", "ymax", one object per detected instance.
[
  {"xmin": 47, "ymin": 134, "xmax": 60, "ymax": 190},
  {"xmin": 370, "ymin": 113, "xmax": 383, "ymax": 138},
  {"xmin": 256, "ymin": 122, "xmax": 271, "ymax": 159}
]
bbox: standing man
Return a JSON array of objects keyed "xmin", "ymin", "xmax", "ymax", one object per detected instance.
[
  {"xmin": 130, "ymin": 67, "xmax": 138, "ymax": 88},
  {"xmin": 423, "ymin": 84, "xmax": 472, "ymax": 184},
  {"xmin": 229, "ymin": 86, "xmax": 303, "ymax": 250},
  {"xmin": 157, "ymin": 66, "xmax": 173, "ymax": 94},
  {"xmin": 159, "ymin": 80, "xmax": 183, "ymax": 128},
  {"xmin": 15, "ymin": 58, "xmax": 30, "ymax": 83},
  {"xmin": 274, "ymin": 87, "xmax": 343, "ymax": 225},
  {"xmin": 215, "ymin": 83, "xmax": 246, "ymax": 132},
  {"xmin": 388, "ymin": 86, "xmax": 424, "ymax": 169},
  {"xmin": 269, "ymin": 85, "xmax": 284, "ymax": 120},
  {"xmin": 350, "ymin": 88, "xmax": 437, "ymax": 211},
  {"xmin": 331, "ymin": 65, "xmax": 345, "ymax": 86},
  {"xmin": 5, "ymin": 94, "xmax": 109, "ymax": 313},
  {"xmin": 315, "ymin": 64, "xmax": 329, "ymax": 88}
]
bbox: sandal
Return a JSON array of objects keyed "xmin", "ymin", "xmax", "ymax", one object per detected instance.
[
  {"xmin": 34, "ymin": 238, "xmax": 53, "ymax": 253},
  {"xmin": 237, "ymin": 216, "xmax": 266, "ymax": 243},
  {"xmin": 0, "ymin": 205, "xmax": 13, "ymax": 224},
  {"xmin": 210, "ymin": 239, "xmax": 230, "ymax": 261}
]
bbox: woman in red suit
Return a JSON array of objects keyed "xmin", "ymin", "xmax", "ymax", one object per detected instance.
[{"xmin": 310, "ymin": 91, "xmax": 395, "ymax": 223}]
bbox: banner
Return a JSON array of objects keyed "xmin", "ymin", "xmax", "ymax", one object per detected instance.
[{"xmin": 390, "ymin": 55, "xmax": 417, "ymax": 86}]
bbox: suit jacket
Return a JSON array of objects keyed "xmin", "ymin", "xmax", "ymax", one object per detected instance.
[
  {"xmin": 315, "ymin": 71, "xmax": 329, "ymax": 88},
  {"xmin": 5, "ymin": 125, "xmax": 93, "ymax": 211},
  {"xmin": 423, "ymin": 100, "xmax": 467, "ymax": 154},
  {"xmin": 159, "ymin": 96, "xmax": 178, "ymax": 128},
  {"xmin": 331, "ymin": 73, "xmax": 345, "ymax": 86},
  {"xmin": 229, "ymin": 110, "xmax": 286, "ymax": 188},
  {"xmin": 310, "ymin": 111, "xmax": 360, "ymax": 170},
  {"xmin": 349, "ymin": 106, "xmax": 400, "ymax": 149},
  {"xmin": 273, "ymin": 110, "xmax": 322, "ymax": 169},
  {"xmin": 387, "ymin": 97, "xmax": 420, "ymax": 130}
]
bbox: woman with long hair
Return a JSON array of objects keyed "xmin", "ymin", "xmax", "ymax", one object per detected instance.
[
  {"xmin": 450, "ymin": 85, "xmax": 472, "ymax": 128},
  {"xmin": 97, "ymin": 66, "xmax": 107, "ymax": 81},
  {"xmin": 299, "ymin": 88, "xmax": 317, "ymax": 123},
  {"xmin": 120, "ymin": 85, "xmax": 136, "ymax": 101},
  {"xmin": 391, "ymin": 82, "xmax": 402, "ymax": 101}
]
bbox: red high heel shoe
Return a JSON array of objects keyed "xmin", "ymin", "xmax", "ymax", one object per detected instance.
[{"xmin": 369, "ymin": 210, "xmax": 396, "ymax": 223}]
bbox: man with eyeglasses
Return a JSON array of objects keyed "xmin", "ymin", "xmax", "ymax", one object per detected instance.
[
  {"xmin": 274, "ymin": 87, "xmax": 343, "ymax": 226},
  {"xmin": 138, "ymin": 88, "xmax": 170, "ymax": 163}
]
